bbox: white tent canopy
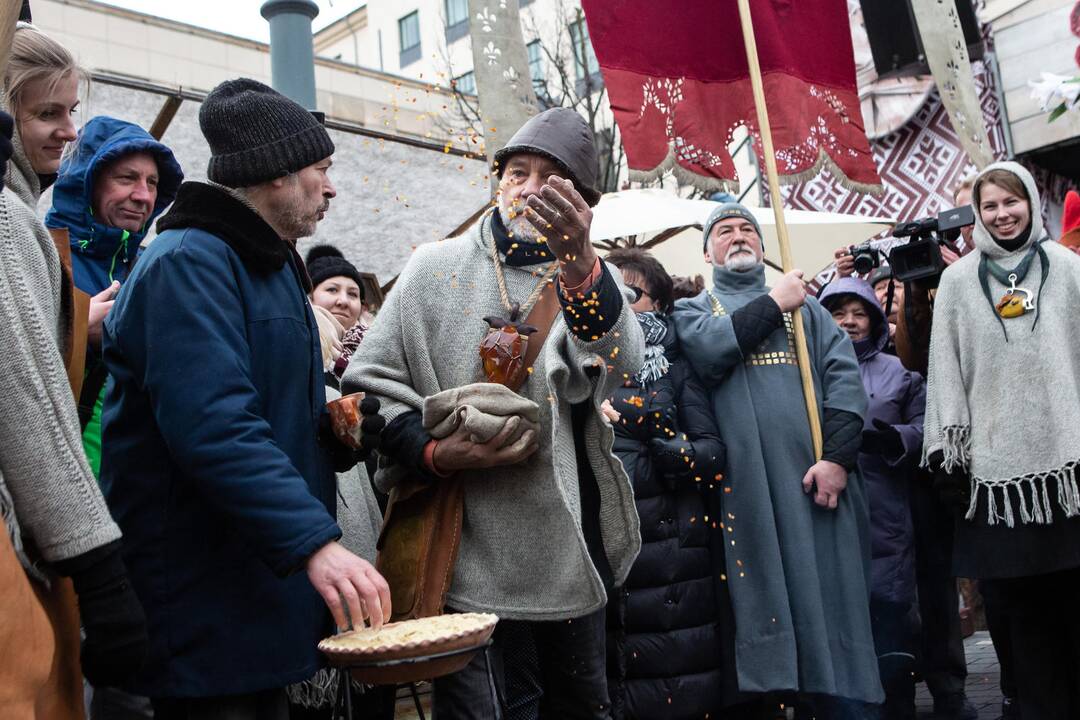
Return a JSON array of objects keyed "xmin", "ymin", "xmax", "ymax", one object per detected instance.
[{"xmin": 590, "ymin": 189, "xmax": 896, "ymax": 281}]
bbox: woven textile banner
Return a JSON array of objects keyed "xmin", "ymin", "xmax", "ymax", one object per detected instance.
[{"xmin": 580, "ymin": 0, "xmax": 883, "ymax": 195}]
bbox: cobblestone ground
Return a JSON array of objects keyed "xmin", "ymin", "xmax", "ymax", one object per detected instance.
[
  {"xmin": 916, "ymin": 631, "xmax": 1002, "ymax": 719},
  {"xmin": 392, "ymin": 631, "xmax": 1005, "ymax": 719}
]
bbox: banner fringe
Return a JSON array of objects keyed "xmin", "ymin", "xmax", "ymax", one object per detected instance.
[{"xmin": 627, "ymin": 144, "xmax": 883, "ymax": 197}]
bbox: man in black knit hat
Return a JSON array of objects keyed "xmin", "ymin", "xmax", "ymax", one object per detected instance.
[{"xmin": 99, "ymin": 79, "xmax": 387, "ymax": 719}]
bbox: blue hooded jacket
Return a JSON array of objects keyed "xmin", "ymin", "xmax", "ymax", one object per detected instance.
[{"xmin": 46, "ymin": 116, "xmax": 183, "ymax": 296}]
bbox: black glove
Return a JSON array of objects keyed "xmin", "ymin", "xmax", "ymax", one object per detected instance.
[
  {"xmin": 0, "ymin": 111, "xmax": 13, "ymax": 194},
  {"xmin": 320, "ymin": 397, "xmax": 385, "ymax": 472},
  {"xmin": 649, "ymin": 434, "xmax": 695, "ymax": 481},
  {"xmin": 54, "ymin": 542, "xmax": 148, "ymax": 688},
  {"xmin": 928, "ymin": 450, "xmax": 970, "ymax": 511},
  {"xmin": 861, "ymin": 418, "xmax": 905, "ymax": 458}
]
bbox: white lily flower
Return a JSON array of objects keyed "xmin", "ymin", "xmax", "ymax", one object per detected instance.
[{"xmin": 1029, "ymin": 72, "xmax": 1080, "ymax": 113}]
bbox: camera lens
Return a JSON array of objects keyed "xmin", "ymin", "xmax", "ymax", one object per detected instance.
[{"xmin": 853, "ymin": 253, "xmax": 875, "ymax": 275}]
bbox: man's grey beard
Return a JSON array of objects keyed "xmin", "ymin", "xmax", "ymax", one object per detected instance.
[
  {"xmin": 498, "ymin": 197, "xmax": 545, "ymax": 244},
  {"xmin": 724, "ymin": 247, "xmax": 761, "ymax": 272}
]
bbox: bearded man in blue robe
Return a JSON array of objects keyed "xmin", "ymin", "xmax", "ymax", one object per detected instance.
[{"xmin": 671, "ymin": 203, "xmax": 883, "ymax": 716}]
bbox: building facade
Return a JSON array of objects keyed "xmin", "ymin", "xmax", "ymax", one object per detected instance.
[{"xmin": 29, "ymin": 0, "xmax": 492, "ymax": 285}]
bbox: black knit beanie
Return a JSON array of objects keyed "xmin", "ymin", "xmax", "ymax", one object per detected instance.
[
  {"xmin": 305, "ymin": 245, "xmax": 364, "ymax": 297},
  {"xmin": 200, "ymin": 78, "xmax": 335, "ymax": 188}
]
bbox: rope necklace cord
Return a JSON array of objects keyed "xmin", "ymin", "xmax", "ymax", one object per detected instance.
[{"xmin": 484, "ymin": 216, "xmax": 559, "ymax": 319}]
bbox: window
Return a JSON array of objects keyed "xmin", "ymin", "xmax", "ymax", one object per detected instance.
[
  {"xmin": 453, "ymin": 70, "xmax": 476, "ymax": 96},
  {"xmin": 569, "ymin": 18, "xmax": 600, "ymax": 82},
  {"xmin": 527, "ymin": 40, "xmax": 545, "ymax": 94},
  {"xmin": 398, "ymin": 11, "xmax": 421, "ymax": 66},
  {"xmin": 445, "ymin": 0, "xmax": 469, "ymax": 42}
]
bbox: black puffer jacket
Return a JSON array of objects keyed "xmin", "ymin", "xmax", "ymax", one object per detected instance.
[{"xmin": 606, "ymin": 313, "xmax": 727, "ymax": 720}]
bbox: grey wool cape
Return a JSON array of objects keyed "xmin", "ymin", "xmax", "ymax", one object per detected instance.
[
  {"xmin": 671, "ymin": 264, "xmax": 883, "ymax": 705},
  {"xmin": 343, "ymin": 211, "xmax": 644, "ymax": 620}
]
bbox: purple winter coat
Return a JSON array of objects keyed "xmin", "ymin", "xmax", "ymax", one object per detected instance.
[{"xmin": 820, "ymin": 277, "xmax": 925, "ymax": 605}]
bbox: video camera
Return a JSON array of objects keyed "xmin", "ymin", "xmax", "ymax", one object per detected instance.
[{"xmin": 846, "ymin": 205, "xmax": 975, "ymax": 288}]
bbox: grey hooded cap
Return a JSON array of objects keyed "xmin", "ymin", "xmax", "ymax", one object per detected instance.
[{"xmin": 493, "ymin": 107, "xmax": 601, "ymax": 206}]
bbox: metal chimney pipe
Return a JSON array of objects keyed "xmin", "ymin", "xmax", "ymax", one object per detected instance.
[{"xmin": 260, "ymin": 0, "xmax": 320, "ymax": 110}]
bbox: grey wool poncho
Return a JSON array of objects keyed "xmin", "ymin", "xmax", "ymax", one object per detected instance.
[
  {"xmin": 343, "ymin": 212, "xmax": 644, "ymax": 620},
  {"xmin": 923, "ymin": 161, "xmax": 1080, "ymax": 579},
  {"xmin": 672, "ymin": 264, "xmax": 883, "ymax": 705}
]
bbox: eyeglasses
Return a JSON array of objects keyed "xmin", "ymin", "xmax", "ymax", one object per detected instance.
[{"xmin": 627, "ymin": 285, "xmax": 649, "ymax": 303}]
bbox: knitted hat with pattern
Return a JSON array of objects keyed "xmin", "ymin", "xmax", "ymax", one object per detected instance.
[
  {"xmin": 199, "ymin": 78, "xmax": 334, "ymax": 188},
  {"xmin": 702, "ymin": 202, "xmax": 764, "ymax": 251}
]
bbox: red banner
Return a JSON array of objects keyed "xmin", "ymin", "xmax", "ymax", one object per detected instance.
[{"xmin": 581, "ymin": 0, "xmax": 883, "ymax": 195}]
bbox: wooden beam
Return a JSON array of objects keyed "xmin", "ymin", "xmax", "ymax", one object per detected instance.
[{"xmin": 148, "ymin": 94, "xmax": 183, "ymax": 141}]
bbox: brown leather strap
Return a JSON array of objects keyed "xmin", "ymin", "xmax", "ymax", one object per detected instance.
[
  {"xmin": 519, "ymin": 282, "xmax": 562, "ymax": 382},
  {"xmin": 48, "ymin": 228, "xmax": 89, "ymax": 399},
  {"xmin": 375, "ymin": 279, "xmax": 564, "ymax": 622}
]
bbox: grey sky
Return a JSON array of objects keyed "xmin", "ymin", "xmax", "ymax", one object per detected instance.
[{"xmin": 96, "ymin": 1, "xmax": 363, "ymax": 42}]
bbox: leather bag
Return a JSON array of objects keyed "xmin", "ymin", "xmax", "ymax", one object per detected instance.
[{"xmin": 375, "ymin": 285, "xmax": 561, "ymax": 621}]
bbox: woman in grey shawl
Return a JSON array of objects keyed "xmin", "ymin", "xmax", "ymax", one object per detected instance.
[{"xmin": 923, "ymin": 161, "xmax": 1080, "ymax": 719}]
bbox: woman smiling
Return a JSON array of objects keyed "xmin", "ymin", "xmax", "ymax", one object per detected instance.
[{"xmin": 923, "ymin": 161, "xmax": 1080, "ymax": 718}]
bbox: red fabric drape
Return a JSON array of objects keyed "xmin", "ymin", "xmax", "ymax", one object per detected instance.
[{"xmin": 581, "ymin": 0, "xmax": 883, "ymax": 194}]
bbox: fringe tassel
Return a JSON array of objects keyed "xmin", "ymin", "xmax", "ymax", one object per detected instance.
[
  {"xmin": 964, "ymin": 476, "xmax": 979, "ymax": 522},
  {"xmin": 287, "ymin": 669, "xmax": 339, "ymax": 709},
  {"xmin": 1063, "ymin": 467, "xmax": 1080, "ymax": 518},
  {"xmin": 1028, "ymin": 478, "xmax": 1044, "ymax": 525},
  {"xmin": 939, "ymin": 426, "xmax": 971, "ymax": 474},
  {"xmin": 1042, "ymin": 477, "xmax": 1054, "ymax": 523},
  {"xmin": 768, "ymin": 149, "xmax": 886, "ymax": 197},
  {"xmin": 624, "ymin": 144, "xmax": 885, "ymax": 196},
  {"xmin": 1016, "ymin": 480, "xmax": 1032, "ymax": 525},
  {"xmin": 287, "ymin": 669, "xmax": 380, "ymax": 710},
  {"xmin": 1002, "ymin": 485, "xmax": 1016, "ymax": 528},
  {"xmin": 986, "ymin": 485, "xmax": 998, "ymax": 526},
  {"xmin": 970, "ymin": 460, "xmax": 1080, "ymax": 526}
]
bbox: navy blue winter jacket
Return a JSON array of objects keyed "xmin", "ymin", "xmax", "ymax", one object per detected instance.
[{"xmin": 100, "ymin": 182, "xmax": 341, "ymax": 698}]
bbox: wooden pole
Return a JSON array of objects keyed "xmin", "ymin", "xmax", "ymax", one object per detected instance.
[
  {"xmin": 735, "ymin": 0, "xmax": 823, "ymax": 459},
  {"xmin": 148, "ymin": 94, "xmax": 183, "ymax": 141},
  {"xmin": 0, "ymin": 0, "xmax": 23, "ymax": 79}
]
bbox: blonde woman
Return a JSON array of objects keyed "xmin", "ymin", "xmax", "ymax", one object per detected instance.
[{"xmin": 0, "ymin": 24, "xmax": 147, "ymax": 719}]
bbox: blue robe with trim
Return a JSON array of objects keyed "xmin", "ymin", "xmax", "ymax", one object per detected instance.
[{"xmin": 671, "ymin": 264, "xmax": 883, "ymax": 705}]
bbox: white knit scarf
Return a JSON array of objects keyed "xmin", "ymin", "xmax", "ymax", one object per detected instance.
[{"xmin": 923, "ymin": 161, "xmax": 1080, "ymax": 527}]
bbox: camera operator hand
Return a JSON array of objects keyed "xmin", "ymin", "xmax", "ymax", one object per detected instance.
[
  {"xmin": 769, "ymin": 270, "xmax": 807, "ymax": 313},
  {"xmin": 833, "ymin": 247, "xmax": 855, "ymax": 278},
  {"xmin": 941, "ymin": 245, "xmax": 960, "ymax": 266}
]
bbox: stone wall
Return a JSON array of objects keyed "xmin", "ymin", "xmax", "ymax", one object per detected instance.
[{"xmin": 39, "ymin": 80, "xmax": 491, "ymax": 286}]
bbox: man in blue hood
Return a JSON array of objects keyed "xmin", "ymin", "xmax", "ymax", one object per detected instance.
[{"xmin": 45, "ymin": 116, "xmax": 183, "ymax": 480}]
